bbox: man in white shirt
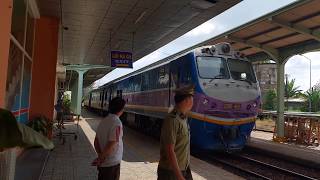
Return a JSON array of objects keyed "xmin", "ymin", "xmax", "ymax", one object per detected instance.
[{"xmin": 92, "ymin": 97, "xmax": 126, "ymax": 180}]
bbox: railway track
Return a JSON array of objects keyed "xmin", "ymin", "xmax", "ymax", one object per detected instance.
[{"xmin": 205, "ymin": 153, "xmax": 317, "ymax": 180}]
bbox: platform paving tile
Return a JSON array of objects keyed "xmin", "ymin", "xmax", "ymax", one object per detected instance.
[{"xmin": 40, "ymin": 110, "xmax": 243, "ymax": 180}]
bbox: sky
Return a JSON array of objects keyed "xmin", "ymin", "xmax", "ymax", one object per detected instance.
[
  {"xmin": 93, "ymin": 0, "xmax": 319, "ymax": 92},
  {"xmin": 285, "ymin": 52, "xmax": 320, "ymax": 91}
]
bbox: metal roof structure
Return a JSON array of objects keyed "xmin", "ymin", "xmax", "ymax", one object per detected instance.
[
  {"xmin": 202, "ymin": 0, "xmax": 320, "ymax": 62},
  {"xmin": 109, "ymin": 0, "xmax": 320, "ymax": 84},
  {"xmin": 38, "ymin": 0, "xmax": 240, "ymax": 87}
]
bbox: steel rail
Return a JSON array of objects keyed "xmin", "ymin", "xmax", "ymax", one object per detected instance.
[{"xmin": 234, "ymin": 154, "xmax": 317, "ymax": 180}]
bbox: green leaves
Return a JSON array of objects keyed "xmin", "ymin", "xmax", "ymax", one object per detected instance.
[
  {"xmin": 285, "ymin": 78, "xmax": 302, "ymax": 98},
  {"xmin": 27, "ymin": 116, "xmax": 53, "ymax": 136},
  {"xmin": 263, "ymin": 89, "xmax": 277, "ymax": 110},
  {"xmin": 301, "ymin": 88, "xmax": 320, "ymax": 112}
]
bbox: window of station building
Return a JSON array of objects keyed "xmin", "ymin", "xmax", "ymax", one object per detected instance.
[
  {"xmin": 20, "ymin": 58, "xmax": 32, "ymax": 124},
  {"xmin": 26, "ymin": 12, "xmax": 35, "ymax": 57},
  {"xmin": 11, "ymin": 0, "xmax": 27, "ymax": 46},
  {"xmin": 6, "ymin": 42, "xmax": 23, "ymax": 121}
]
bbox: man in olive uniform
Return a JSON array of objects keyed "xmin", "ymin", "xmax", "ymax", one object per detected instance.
[{"xmin": 158, "ymin": 85, "xmax": 194, "ymax": 180}]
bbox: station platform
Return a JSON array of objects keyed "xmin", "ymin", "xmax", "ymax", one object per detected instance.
[
  {"xmin": 39, "ymin": 109, "xmax": 243, "ymax": 180},
  {"xmin": 248, "ymin": 130, "xmax": 320, "ymax": 167}
]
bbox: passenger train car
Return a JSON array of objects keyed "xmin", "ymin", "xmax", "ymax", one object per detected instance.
[{"xmin": 84, "ymin": 42, "xmax": 261, "ymax": 151}]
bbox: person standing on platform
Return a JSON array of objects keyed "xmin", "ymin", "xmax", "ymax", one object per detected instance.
[
  {"xmin": 158, "ymin": 85, "xmax": 194, "ymax": 180},
  {"xmin": 92, "ymin": 97, "xmax": 126, "ymax": 180}
]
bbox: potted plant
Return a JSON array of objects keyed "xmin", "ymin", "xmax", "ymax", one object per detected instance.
[{"xmin": 27, "ymin": 115, "xmax": 53, "ymax": 138}]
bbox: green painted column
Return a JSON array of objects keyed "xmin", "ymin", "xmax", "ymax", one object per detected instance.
[
  {"xmin": 75, "ymin": 70, "xmax": 86, "ymax": 115},
  {"xmin": 65, "ymin": 64, "xmax": 107, "ymax": 116},
  {"xmin": 70, "ymin": 79, "xmax": 78, "ymax": 114},
  {"xmin": 276, "ymin": 61, "xmax": 285, "ymax": 138}
]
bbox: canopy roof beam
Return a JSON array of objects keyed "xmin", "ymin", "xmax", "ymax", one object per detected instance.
[
  {"xmin": 225, "ymin": 35, "xmax": 279, "ymax": 60},
  {"xmin": 268, "ymin": 17, "xmax": 320, "ymax": 42}
]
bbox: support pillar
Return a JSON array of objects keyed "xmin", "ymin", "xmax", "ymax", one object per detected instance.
[
  {"xmin": 65, "ymin": 65, "xmax": 107, "ymax": 116},
  {"xmin": 75, "ymin": 70, "xmax": 86, "ymax": 115},
  {"xmin": 275, "ymin": 60, "xmax": 286, "ymax": 140},
  {"xmin": 0, "ymin": 0, "xmax": 12, "ymax": 107},
  {"xmin": 0, "ymin": 1, "xmax": 15, "ymax": 180},
  {"xmin": 29, "ymin": 17, "xmax": 59, "ymax": 120}
]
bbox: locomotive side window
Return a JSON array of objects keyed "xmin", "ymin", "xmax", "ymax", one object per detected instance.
[
  {"xmin": 196, "ymin": 56, "xmax": 229, "ymax": 79},
  {"xmin": 227, "ymin": 58, "xmax": 256, "ymax": 83},
  {"xmin": 180, "ymin": 61, "xmax": 192, "ymax": 85}
]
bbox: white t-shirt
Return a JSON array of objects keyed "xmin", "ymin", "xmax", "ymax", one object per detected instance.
[{"xmin": 96, "ymin": 114, "xmax": 123, "ymax": 167}]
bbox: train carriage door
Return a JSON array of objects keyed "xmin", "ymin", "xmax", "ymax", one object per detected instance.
[
  {"xmin": 117, "ymin": 90, "xmax": 122, "ymax": 98},
  {"xmin": 104, "ymin": 89, "xmax": 108, "ymax": 110},
  {"xmin": 109, "ymin": 88, "xmax": 112, "ymax": 103},
  {"xmin": 99, "ymin": 91, "xmax": 103, "ymax": 108},
  {"xmin": 101, "ymin": 90, "xmax": 105, "ymax": 109}
]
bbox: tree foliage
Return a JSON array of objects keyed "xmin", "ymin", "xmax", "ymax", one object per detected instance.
[
  {"xmin": 285, "ymin": 79, "xmax": 302, "ymax": 98},
  {"xmin": 263, "ymin": 89, "xmax": 277, "ymax": 110},
  {"xmin": 300, "ymin": 88, "xmax": 320, "ymax": 112}
]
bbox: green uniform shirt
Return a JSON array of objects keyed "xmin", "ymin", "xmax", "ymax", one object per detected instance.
[{"xmin": 158, "ymin": 108, "xmax": 190, "ymax": 171}]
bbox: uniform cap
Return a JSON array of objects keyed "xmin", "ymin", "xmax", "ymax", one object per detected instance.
[{"xmin": 174, "ymin": 84, "xmax": 195, "ymax": 97}]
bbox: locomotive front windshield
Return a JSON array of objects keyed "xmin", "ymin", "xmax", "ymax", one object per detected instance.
[
  {"xmin": 196, "ymin": 56, "xmax": 229, "ymax": 79},
  {"xmin": 196, "ymin": 56, "xmax": 256, "ymax": 83},
  {"xmin": 227, "ymin": 58, "xmax": 256, "ymax": 83}
]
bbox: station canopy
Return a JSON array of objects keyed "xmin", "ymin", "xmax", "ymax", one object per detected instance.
[
  {"xmin": 201, "ymin": 0, "xmax": 320, "ymax": 62},
  {"xmin": 38, "ymin": 0, "xmax": 240, "ymax": 87},
  {"xmin": 98, "ymin": 0, "xmax": 320, "ymax": 86}
]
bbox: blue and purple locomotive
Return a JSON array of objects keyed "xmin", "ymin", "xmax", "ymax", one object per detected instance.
[{"xmin": 84, "ymin": 42, "xmax": 261, "ymax": 151}]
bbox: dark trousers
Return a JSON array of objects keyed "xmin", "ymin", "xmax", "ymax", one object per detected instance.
[
  {"xmin": 157, "ymin": 166, "xmax": 193, "ymax": 180},
  {"xmin": 98, "ymin": 164, "xmax": 120, "ymax": 180}
]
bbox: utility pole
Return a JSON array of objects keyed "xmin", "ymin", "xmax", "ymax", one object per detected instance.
[
  {"xmin": 285, "ymin": 74, "xmax": 289, "ymax": 111},
  {"xmin": 299, "ymin": 54, "xmax": 312, "ymax": 112}
]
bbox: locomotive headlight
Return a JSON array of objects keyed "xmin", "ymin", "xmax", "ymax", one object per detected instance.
[
  {"xmin": 222, "ymin": 44, "xmax": 230, "ymax": 53},
  {"xmin": 209, "ymin": 46, "xmax": 216, "ymax": 54}
]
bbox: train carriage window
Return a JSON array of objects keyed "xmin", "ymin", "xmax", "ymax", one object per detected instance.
[
  {"xmin": 150, "ymin": 69, "xmax": 157, "ymax": 90},
  {"xmin": 141, "ymin": 73, "xmax": 149, "ymax": 91},
  {"xmin": 196, "ymin": 56, "xmax": 229, "ymax": 79},
  {"xmin": 170, "ymin": 61, "xmax": 180, "ymax": 88},
  {"xmin": 158, "ymin": 66, "xmax": 169, "ymax": 88},
  {"xmin": 117, "ymin": 90, "xmax": 122, "ymax": 97},
  {"xmin": 105, "ymin": 90, "xmax": 108, "ymax": 100},
  {"xmin": 134, "ymin": 75, "xmax": 141, "ymax": 92}
]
